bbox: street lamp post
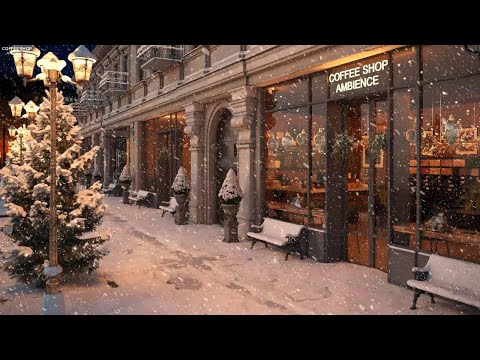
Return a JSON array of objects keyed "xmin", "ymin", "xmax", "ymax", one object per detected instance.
[{"xmin": 9, "ymin": 45, "xmax": 96, "ymax": 315}]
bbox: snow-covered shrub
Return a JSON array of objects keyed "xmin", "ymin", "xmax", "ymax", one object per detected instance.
[
  {"xmin": 218, "ymin": 169, "xmax": 243, "ymax": 204},
  {"xmin": 171, "ymin": 167, "xmax": 190, "ymax": 195},
  {"xmin": 119, "ymin": 165, "xmax": 132, "ymax": 183}
]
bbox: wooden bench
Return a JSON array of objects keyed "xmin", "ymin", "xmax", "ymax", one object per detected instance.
[
  {"xmin": 159, "ymin": 197, "xmax": 178, "ymax": 217},
  {"xmin": 408, "ymin": 254, "xmax": 480, "ymax": 310},
  {"xmin": 128, "ymin": 190, "xmax": 154, "ymax": 208},
  {"xmin": 247, "ymin": 218, "xmax": 306, "ymax": 261}
]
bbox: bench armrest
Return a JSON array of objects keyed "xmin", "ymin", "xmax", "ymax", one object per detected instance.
[
  {"xmin": 250, "ymin": 224, "xmax": 263, "ymax": 233},
  {"xmin": 286, "ymin": 233, "xmax": 299, "ymax": 244},
  {"xmin": 412, "ymin": 267, "xmax": 429, "ymax": 281}
]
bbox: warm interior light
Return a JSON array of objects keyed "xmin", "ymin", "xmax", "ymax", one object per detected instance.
[
  {"xmin": 9, "ymin": 45, "xmax": 41, "ymax": 79},
  {"xmin": 9, "ymin": 96, "xmax": 25, "ymax": 118},
  {"xmin": 68, "ymin": 45, "xmax": 97, "ymax": 85}
]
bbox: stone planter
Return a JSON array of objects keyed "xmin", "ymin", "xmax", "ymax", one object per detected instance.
[
  {"xmin": 174, "ymin": 193, "xmax": 189, "ymax": 225},
  {"xmin": 221, "ymin": 203, "xmax": 240, "ymax": 243},
  {"xmin": 120, "ymin": 181, "xmax": 131, "ymax": 204}
]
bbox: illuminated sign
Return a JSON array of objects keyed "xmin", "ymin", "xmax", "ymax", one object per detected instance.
[{"xmin": 329, "ymin": 59, "xmax": 389, "ymax": 95}]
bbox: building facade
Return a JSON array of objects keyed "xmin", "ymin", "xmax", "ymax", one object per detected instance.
[{"xmin": 77, "ymin": 45, "xmax": 480, "ymax": 287}]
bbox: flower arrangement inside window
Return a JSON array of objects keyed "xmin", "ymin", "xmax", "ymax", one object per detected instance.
[
  {"xmin": 372, "ymin": 132, "xmax": 387, "ymax": 162},
  {"xmin": 159, "ymin": 148, "xmax": 171, "ymax": 159},
  {"xmin": 171, "ymin": 167, "xmax": 190, "ymax": 195},
  {"xmin": 332, "ymin": 132, "xmax": 355, "ymax": 158},
  {"xmin": 218, "ymin": 168, "xmax": 243, "ymax": 204}
]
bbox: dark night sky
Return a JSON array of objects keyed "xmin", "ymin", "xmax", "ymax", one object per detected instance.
[{"xmin": 0, "ymin": 45, "xmax": 95, "ymax": 119}]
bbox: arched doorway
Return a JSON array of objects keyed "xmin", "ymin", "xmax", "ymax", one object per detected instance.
[
  {"xmin": 205, "ymin": 106, "xmax": 237, "ymax": 225},
  {"xmin": 215, "ymin": 109, "xmax": 238, "ymax": 223}
]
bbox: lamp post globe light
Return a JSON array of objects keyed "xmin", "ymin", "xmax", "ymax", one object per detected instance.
[
  {"xmin": 9, "ymin": 46, "xmax": 41, "ymax": 83},
  {"xmin": 8, "ymin": 96, "xmax": 25, "ymax": 118},
  {"xmin": 9, "ymin": 45, "xmax": 96, "ymax": 315},
  {"xmin": 23, "ymin": 101, "xmax": 39, "ymax": 122},
  {"xmin": 8, "ymin": 125, "xmax": 17, "ymax": 138}
]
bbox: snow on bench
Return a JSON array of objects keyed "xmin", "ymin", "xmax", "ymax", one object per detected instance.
[
  {"xmin": 159, "ymin": 197, "xmax": 178, "ymax": 217},
  {"xmin": 128, "ymin": 190, "xmax": 154, "ymax": 208},
  {"xmin": 407, "ymin": 254, "xmax": 480, "ymax": 310},
  {"xmin": 247, "ymin": 217, "xmax": 306, "ymax": 261}
]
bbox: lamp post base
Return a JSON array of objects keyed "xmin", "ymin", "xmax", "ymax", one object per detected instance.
[{"xmin": 42, "ymin": 265, "xmax": 65, "ymax": 315}]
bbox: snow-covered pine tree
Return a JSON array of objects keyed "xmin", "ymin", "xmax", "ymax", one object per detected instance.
[
  {"xmin": 172, "ymin": 167, "xmax": 190, "ymax": 195},
  {"xmin": 0, "ymin": 90, "xmax": 109, "ymax": 287},
  {"xmin": 218, "ymin": 168, "xmax": 243, "ymax": 204}
]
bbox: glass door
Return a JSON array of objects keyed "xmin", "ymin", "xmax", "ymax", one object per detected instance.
[
  {"xmin": 371, "ymin": 100, "xmax": 389, "ymax": 271},
  {"xmin": 346, "ymin": 97, "xmax": 389, "ymax": 271},
  {"xmin": 157, "ymin": 131, "xmax": 172, "ymax": 202}
]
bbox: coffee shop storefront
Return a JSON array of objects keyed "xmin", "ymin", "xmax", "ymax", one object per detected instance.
[{"xmin": 261, "ymin": 45, "xmax": 480, "ymax": 286}]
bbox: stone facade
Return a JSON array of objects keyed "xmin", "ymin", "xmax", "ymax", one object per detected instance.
[{"xmin": 78, "ymin": 45, "xmax": 401, "ymax": 238}]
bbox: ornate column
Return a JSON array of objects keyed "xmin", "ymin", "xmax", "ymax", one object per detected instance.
[
  {"xmin": 231, "ymin": 86, "xmax": 257, "ymax": 240},
  {"xmin": 97, "ymin": 129, "xmax": 106, "ymax": 181},
  {"xmin": 103, "ymin": 129, "xmax": 113, "ymax": 187},
  {"xmin": 184, "ymin": 102, "xmax": 205, "ymax": 224},
  {"xmin": 130, "ymin": 121, "xmax": 143, "ymax": 191}
]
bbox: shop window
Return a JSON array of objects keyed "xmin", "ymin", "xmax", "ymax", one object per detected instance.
[
  {"xmin": 422, "ymin": 45, "xmax": 480, "ymax": 83},
  {"xmin": 417, "ymin": 76, "xmax": 480, "ymax": 263},
  {"xmin": 311, "ymin": 104, "xmax": 327, "ymax": 229},
  {"xmin": 265, "ymin": 107, "xmax": 309, "ymax": 226},
  {"xmin": 143, "ymin": 112, "xmax": 189, "ymax": 193},
  {"xmin": 392, "ymin": 46, "xmax": 417, "ymax": 87},
  {"xmin": 265, "ymin": 77, "xmax": 309, "ymax": 112}
]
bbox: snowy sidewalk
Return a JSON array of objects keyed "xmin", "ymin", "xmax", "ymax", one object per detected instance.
[{"xmin": 1, "ymin": 196, "xmax": 479, "ymax": 315}]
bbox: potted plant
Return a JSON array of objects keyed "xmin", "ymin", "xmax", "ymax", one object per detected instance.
[
  {"xmin": 372, "ymin": 132, "xmax": 387, "ymax": 163},
  {"xmin": 171, "ymin": 167, "xmax": 190, "ymax": 225},
  {"xmin": 332, "ymin": 131, "xmax": 355, "ymax": 159},
  {"xmin": 119, "ymin": 165, "xmax": 132, "ymax": 204},
  {"xmin": 218, "ymin": 168, "xmax": 243, "ymax": 243}
]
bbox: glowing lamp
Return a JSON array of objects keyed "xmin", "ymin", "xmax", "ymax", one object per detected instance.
[
  {"xmin": 37, "ymin": 52, "xmax": 66, "ymax": 82},
  {"xmin": 24, "ymin": 101, "xmax": 39, "ymax": 120},
  {"xmin": 9, "ymin": 45, "xmax": 41, "ymax": 79},
  {"xmin": 68, "ymin": 45, "xmax": 97, "ymax": 85},
  {"xmin": 8, "ymin": 125, "xmax": 17, "ymax": 138},
  {"xmin": 9, "ymin": 96, "xmax": 25, "ymax": 118}
]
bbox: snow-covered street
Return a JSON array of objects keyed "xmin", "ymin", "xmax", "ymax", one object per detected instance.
[{"xmin": 0, "ymin": 196, "xmax": 478, "ymax": 315}]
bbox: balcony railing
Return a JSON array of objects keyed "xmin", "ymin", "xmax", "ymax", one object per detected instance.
[
  {"xmin": 137, "ymin": 45, "xmax": 183, "ymax": 72},
  {"xmin": 99, "ymin": 71, "xmax": 129, "ymax": 96},
  {"xmin": 71, "ymin": 102, "xmax": 87, "ymax": 117},
  {"xmin": 79, "ymin": 90, "xmax": 103, "ymax": 109}
]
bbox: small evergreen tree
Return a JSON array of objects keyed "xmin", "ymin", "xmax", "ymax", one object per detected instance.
[
  {"xmin": 0, "ymin": 91, "xmax": 109, "ymax": 287},
  {"xmin": 171, "ymin": 167, "xmax": 190, "ymax": 195},
  {"xmin": 218, "ymin": 169, "xmax": 243, "ymax": 204}
]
